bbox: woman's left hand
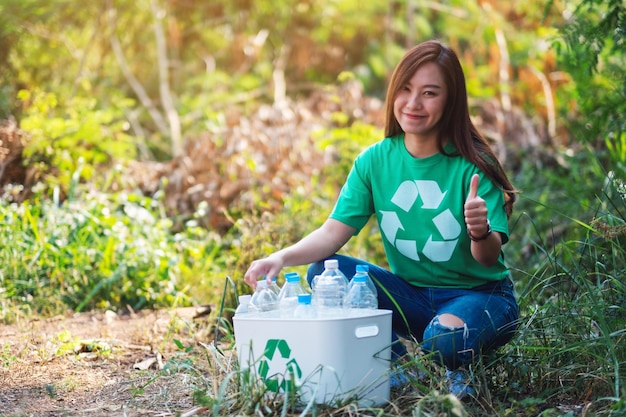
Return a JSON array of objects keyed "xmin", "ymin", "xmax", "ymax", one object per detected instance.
[{"xmin": 464, "ymin": 174, "xmax": 489, "ymax": 237}]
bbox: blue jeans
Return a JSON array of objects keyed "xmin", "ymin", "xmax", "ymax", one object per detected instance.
[{"xmin": 306, "ymin": 254, "xmax": 519, "ymax": 370}]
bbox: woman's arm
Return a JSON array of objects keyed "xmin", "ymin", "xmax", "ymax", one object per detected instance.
[
  {"xmin": 469, "ymin": 228, "xmax": 502, "ymax": 266},
  {"xmin": 243, "ymin": 218, "xmax": 356, "ymax": 287}
]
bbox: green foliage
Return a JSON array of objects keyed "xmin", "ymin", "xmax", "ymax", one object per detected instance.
[
  {"xmin": 313, "ymin": 120, "xmax": 381, "ymax": 192},
  {"xmin": 18, "ymin": 89, "xmax": 136, "ymax": 194},
  {"xmin": 0, "ymin": 179, "xmax": 232, "ymax": 319},
  {"xmin": 1, "ymin": 0, "xmax": 570, "ymax": 161},
  {"xmin": 555, "ymin": 0, "xmax": 626, "ymax": 172}
]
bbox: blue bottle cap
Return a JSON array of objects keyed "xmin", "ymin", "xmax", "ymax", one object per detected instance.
[
  {"xmin": 285, "ymin": 272, "xmax": 301, "ymax": 282},
  {"xmin": 297, "ymin": 293, "xmax": 312, "ymax": 304}
]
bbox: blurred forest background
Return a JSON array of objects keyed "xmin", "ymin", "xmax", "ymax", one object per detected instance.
[
  {"xmin": 2, "ymin": 0, "xmax": 623, "ymax": 307},
  {"xmin": 0, "ymin": 0, "xmax": 626, "ymax": 314},
  {"xmin": 0, "ymin": 0, "xmax": 625, "ymax": 412}
]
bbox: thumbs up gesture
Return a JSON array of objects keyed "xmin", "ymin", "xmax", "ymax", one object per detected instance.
[{"xmin": 464, "ymin": 174, "xmax": 490, "ymax": 240}]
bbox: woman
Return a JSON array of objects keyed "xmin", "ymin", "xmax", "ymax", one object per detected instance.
[{"xmin": 243, "ymin": 40, "xmax": 519, "ymax": 399}]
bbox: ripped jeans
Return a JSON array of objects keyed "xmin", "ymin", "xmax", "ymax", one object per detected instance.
[{"xmin": 306, "ymin": 254, "xmax": 519, "ymax": 370}]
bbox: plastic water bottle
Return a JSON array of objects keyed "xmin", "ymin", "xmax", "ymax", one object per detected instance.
[
  {"xmin": 311, "ymin": 259, "xmax": 349, "ymax": 290},
  {"xmin": 249, "ymin": 279, "xmax": 279, "ymax": 313},
  {"xmin": 344, "ymin": 273, "xmax": 378, "ymax": 309},
  {"xmin": 313, "ymin": 260, "xmax": 349, "ymax": 313},
  {"xmin": 294, "ymin": 293, "xmax": 316, "ymax": 319},
  {"xmin": 269, "ymin": 276, "xmax": 281, "ymax": 295},
  {"xmin": 278, "ymin": 272, "xmax": 307, "ymax": 316},
  {"xmin": 347, "ymin": 265, "xmax": 378, "ymax": 297},
  {"xmin": 235, "ymin": 294, "xmax": 252, "ymax": 315}
]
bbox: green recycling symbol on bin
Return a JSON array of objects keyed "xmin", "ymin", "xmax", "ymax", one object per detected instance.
[{"xmin": 258, "ymin": 339, "xmax": 302, "ymax": 392}]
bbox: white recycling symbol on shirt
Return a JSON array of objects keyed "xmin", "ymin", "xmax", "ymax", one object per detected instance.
[{"xmin": 380, "ymin": 180, "xmax": 461, "ymax": 263}]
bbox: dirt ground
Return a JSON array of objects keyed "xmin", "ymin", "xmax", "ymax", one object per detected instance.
[{"xmin": 0, "ymin": 307, "xmax": 222, "ymax": 417}]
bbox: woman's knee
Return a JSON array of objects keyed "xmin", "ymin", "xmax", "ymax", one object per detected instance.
[
  {"xmin": 422, "ymin": 314, "xmax": 474, "ymax": 369},
  {"xmin": 437, "ymin": 313, "xmax": 464, "ymax": 327}
]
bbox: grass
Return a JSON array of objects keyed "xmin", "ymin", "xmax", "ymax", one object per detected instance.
[{"xmin": 0, "ymin": 184, "xmax": 235, "ymax": 319}]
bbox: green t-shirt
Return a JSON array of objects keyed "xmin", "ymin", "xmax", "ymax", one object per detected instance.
[{"xmin": 330, "ymin": 135, "xmax": 510, "ymax": 288}]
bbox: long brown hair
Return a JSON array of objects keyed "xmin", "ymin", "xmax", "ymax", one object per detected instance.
[{"xmin": 384, "ymin": 40, "xmax": 517, "ymax": 218}]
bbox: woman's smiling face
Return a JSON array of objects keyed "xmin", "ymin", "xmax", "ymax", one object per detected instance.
[{"xmin": 393, "ymin": 61, "xmax": 448, "ymax": 143}]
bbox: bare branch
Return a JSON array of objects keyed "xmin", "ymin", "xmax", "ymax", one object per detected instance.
[
  {"xmin": 494, "ymin": 28, "xmax": 511, "ymax": 112},
  {"xmin": 529, "ymin": 66, "xmax": 557, "ymax": 140},
  {"xmin": 107, "ymin": 4, "xmax": 169, "ymax": 137},
  {"xmin": 482, "ymin": 3, "xmax": 511, "ymax": 112},
  {"xmin": 272, "ymin": 45, "xmax": 290, "ymax": 108},
  {"xmin": 151, "ymin": 0, "xmax": 182, "ymax": 157}
]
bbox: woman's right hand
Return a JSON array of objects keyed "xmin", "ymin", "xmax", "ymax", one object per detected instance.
[
  {"xmin": 242, "ymin": 219, "xmax": 355, "ymax": 289},
  {"xmin": 243, "ymin": 253, "xmax": 284, "ymax": 288}
]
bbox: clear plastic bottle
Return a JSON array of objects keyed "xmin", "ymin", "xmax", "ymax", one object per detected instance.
[
  {"xmin": 294, "ymin": 293, "xmax": 316, "ymax": 319},
  {"xmin": 347, "ymin": 265, "xmax": 378, "ymax": 297},
  {"xmin": 269, "ymin": 276, "xmax": 281, "ymax": 295},
  {"xmin": 311, "ymin": 259, "xmax": 349, "ymax": 290},
  {"xmin": 278, "ymin": 272, "xmax": 307, "ymax": 316},
  {"xmin": 249, "ymin": 280, "xmax": 279, "ymax": 313},
  {"xmin": 235, "ymin": 294, "xmax": 252, "ymax": 315},
  {"xmin": 344, "ymin": 273, "xmax": 378, "ymax": 309},
  {"xmin": 312, "ymin": 259, "xmax": 349, "ymax": 312}
]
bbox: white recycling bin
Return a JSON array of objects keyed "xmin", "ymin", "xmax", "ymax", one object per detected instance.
[{"xmin": 233, "ymin": 308, "xmax": 392, "ymax": 406}]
